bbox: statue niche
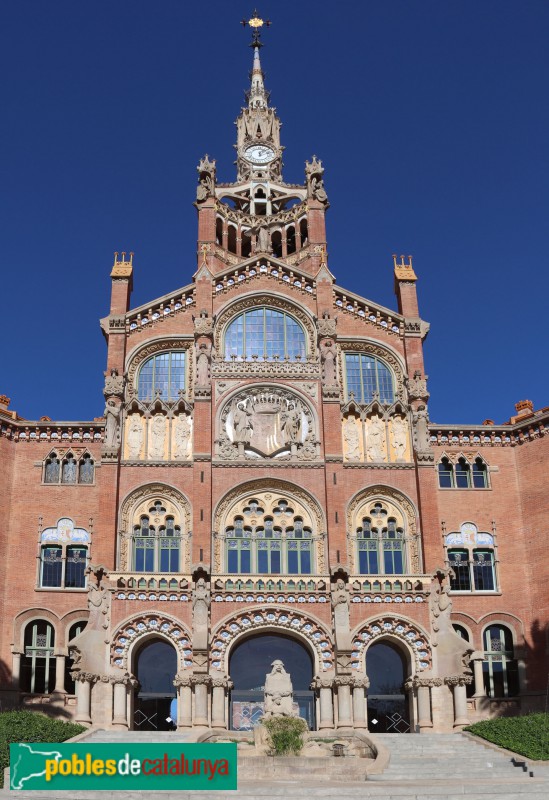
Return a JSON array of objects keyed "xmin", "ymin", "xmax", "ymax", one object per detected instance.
[{"xmin": 218, "ymin": 387, "xmax": 317, "ymax": 461}]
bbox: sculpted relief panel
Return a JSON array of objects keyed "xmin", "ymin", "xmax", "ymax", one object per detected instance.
[
  {"xmin": 342, "ymin": 411, "xmax": 411, "ymax": 464},
  {"xmin": 123, "ymin": 412, "xmax": 193, "ymax": 462},
  {"xmin": 216, "ymin": 387, "xmax": 318, "ymax": 461}
]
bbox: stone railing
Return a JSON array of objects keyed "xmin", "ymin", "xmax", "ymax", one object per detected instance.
[
  {"xmin": 213, "ymin": 258, "xmax": 315, "ymax": 296},
  {"xmin": 333, "ymin": 286, "xmax": 403, "ymax": 337},
  {"xmin": 212, "ymin": 574, "xmax": 330, "ymax": 604},
  {"xmin": 110, "ymin": 572, "xmax": 192, "ymax": 597},
  {"xmin": 350, "ymin": 574, "xmax": 432, "ymax": 605}
]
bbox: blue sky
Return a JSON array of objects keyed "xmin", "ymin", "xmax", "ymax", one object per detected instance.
[{"xmin": 1, "ymin": 1, "xmax": 548, "ymax": 424}]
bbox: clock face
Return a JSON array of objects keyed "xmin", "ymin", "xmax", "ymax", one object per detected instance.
[{"xmin": 244, "ymin": 144, "xmax": 275, "ymax": 164}]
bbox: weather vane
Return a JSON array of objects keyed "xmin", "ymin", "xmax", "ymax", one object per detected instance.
[{"xmin": 241, "ymin": 9, "xmax": 271, "ymax": 47}]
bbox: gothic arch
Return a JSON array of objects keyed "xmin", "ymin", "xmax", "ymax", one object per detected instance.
[
  {"xmin": 337, "ymin": 337, "xmax": 406, "ymax": 394},
  {"xmin": 351, "ymin": 615, "xmax": 433, "ymax": 674},
  {"xmin": 125, "ymin": 336, "xmax": 194, "ymax": 395},
  {"xmin": 210, "ymin": 607, "xmax": 334, "ymax": 675},
  {"xmin": 346, "ymin": 485, "xmax": 421, "ymax": 573},
  {"xmin": 213, "ymin": 292, "xmax": 317, "ymax": 357},
  {"xmin": 118, "ymin": 483, "xmax": 192, "ymax": 571},
  {"xmin": 110, "ymin": 612, "xmax": 193, "ymax": 671},
  {"xmin": 212, "ymin": 478, "xmax": 327, "ymax": 573},
  {"xmin": 13, "ymin": 609, "xmax": 60, "ymax": 653}
]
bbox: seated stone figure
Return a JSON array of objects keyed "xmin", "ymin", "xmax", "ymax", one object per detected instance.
[{"xmin": 263, "ymin": 659, "xmax": 295, "ymax": 717}]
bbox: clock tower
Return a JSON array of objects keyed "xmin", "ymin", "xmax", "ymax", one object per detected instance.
[{"xmin": 194, "ymin": 14, "xmax": 329, "ymax": 275}]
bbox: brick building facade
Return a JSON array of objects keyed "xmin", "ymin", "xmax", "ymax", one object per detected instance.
[{"xmin": 0, "ymin": 32, "xmax": 547, "ymax": 735}]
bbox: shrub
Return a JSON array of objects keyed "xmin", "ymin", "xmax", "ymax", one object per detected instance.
[
  {"xmin": 465, "ymin": 713, "xmax": 549, "ymax": 761},
  {"xmin": 0, "ymin": 711, "xmax": 85, "ymax": 788},
  {"xmin": 262, "ymin": 715, "xmax": 308, "ymax": 756}
]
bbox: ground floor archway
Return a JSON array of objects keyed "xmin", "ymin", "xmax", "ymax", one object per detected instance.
[
  {"xmin": 133, "ymin": 638, "xmax": 177, "ymax": 731},
  {"xmin": 366, "ymin": 640, "xmax": 411, "ymax": 733},
  {"xmin": 229, "ymin": 633, "xmax": 315, "ymax": 730}
]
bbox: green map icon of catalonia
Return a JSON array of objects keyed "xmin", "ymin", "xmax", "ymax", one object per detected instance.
[{"xmin": 10, "ymin": 743, "xmax": 63, "ymax": 790}]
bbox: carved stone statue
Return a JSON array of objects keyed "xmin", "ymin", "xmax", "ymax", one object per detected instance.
[
  {"xmin": 366, "ymin": 414, "xmax": 386, "ymax": 462},
  {"xmin": 255, "ymin": 223, "xmax": 271, "ymax": 253},
  {"xmin": 344, "ymin": 416, "xmax": 361, "ymax": 461},
  {"xmin": 305, "ymin": 156, "xmax": 328, "ymax": 205},
  {"xmin": 232, "ymin": 400, "xmax": 253, "ymax": 445},
  {"xmin": 332, "ymin": 578, "xmax": 351, "ymax": 636},
  {"xmin": 194, "ymin": 310, "xmax": 213, "ymax": 337},
  {"xmin": 196, "ymin": 155, "xmax": 216, "ymax": 203},
  {"xmin": 192, "ymin": 577, "xmax": 210, "ymax": 651},
  {"xmin": 281, "ymin": 401, "xmax": 302, "ymax": 445},
  {"xmin": 173, "ymin": 414, "xmax": 191, "ymax": 459},
  {"xmin": 406, "ymin": 370, "xmax": 429, "ymax": 401},
  {"xmin": 263, "ymin": 660, "xmax": 295, "ymax": 718},
  {"xmin": 320, "ymin": 339, "xmax": 337, "ymax": 386},
  {"xmin": 196, "ymin": 342, "xmax": 211, "ymax": 387},
  {"xmin": 127, "ymin": 415, "xmax": 143, "ymax": 459},
  {"xmin": 391, "ymin": 415, "xmax": 407, "ymax": 462},
  {"xmin": 412, "ymin": 404, "xmax": 431, "ymax": 452},
  {"xmin": 103, "ymin": 368, "xmax": 125, "ymax": 398},
  {"xmin": 317, "ymin": 312, "xmax": 337, "ymax": 339},
  {"xmin": 149, "ymin": 415, "xmax": 166, "ymax": 460},
  {"xmin": 104, "ymin": 400, "xmax": 120, "ymax": 449},
  {"xmin": 429, "ymin": 569, "xmax": 474, "ymax": 679}
]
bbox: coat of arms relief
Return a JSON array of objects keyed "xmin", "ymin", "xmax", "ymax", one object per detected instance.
[{"xmin": 216, "ymin": 387, "xmax": 318, "ymax": 461}]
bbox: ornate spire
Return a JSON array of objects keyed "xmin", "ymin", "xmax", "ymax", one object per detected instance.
[{"xmin": 241, "ymin": 11, "xmax": 271, "ymax": 111}]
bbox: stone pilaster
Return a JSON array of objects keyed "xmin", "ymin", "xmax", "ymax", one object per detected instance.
[
  {"xmin": 445, "ymin": 676, "xmax": 473, "ymax": 727},
  {"xmin": 211, "ymin": 676, "xmax": 233, "ymax": 729},
  {"xmin": 311, "ymin": 675, "xmax": 335, "ymax": 730},
  {"xmin": 174, "ymin": 673, "xmax": 193, "ymax": 729}
]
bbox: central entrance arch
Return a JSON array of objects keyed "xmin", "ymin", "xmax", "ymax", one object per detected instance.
[
  {"xmin": 366, "ymin": 640, "xmax": 411, "ymax": 733},
  {"xmin": 133, "ymin": 638, "xmax": 177, "ymax": 731},
  {"xmin": 229, "ymin": 633, "xmax": 315, "ymax": 730}
]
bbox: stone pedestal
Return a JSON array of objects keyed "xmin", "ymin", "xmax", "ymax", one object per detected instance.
[
  {"xmin": 75, "ymin": 676, "xmax": 93, "ymax": 725},
  {"xmin": 112, "ymin": 681, "xmax": 129, "ymax": 729},
  {"xmin": 174, "ymin": 674, "xmax": 192, "ymax": 729},
  {"xmin": 334, "ymin": 677, "xmax": 352, "ymax": 729},
  {"xmin": 192, "ymin": 675, "xmax": 211, "ymax": 727},
  {"xmin": 471, "ymin": 652, "xmax": 486, "ymax": 698},
  {"xmin": 311, "ymin": 676, "xmax": 334, "ymax": 730},
  {"xmin": 211, "ymin": 677, "xmax": 232, "ymax": 729},
  {"xmin": 351, "ymin": 676, "xmax": 368, "ymax": 729}
]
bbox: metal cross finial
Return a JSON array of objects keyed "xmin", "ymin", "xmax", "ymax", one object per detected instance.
[{"xmin": 241, "ymin": 10, "xmax": 271, "ymax": 47}]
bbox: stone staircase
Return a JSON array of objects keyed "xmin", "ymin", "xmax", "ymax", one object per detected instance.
[{"xmin": 3, "ymin": 730, "xmax": 549, "ymax": 799}]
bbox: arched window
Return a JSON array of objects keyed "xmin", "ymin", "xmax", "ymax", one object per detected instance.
[
  {"xmin": 44, "ymin": 453, "xmax": 60, "ymax": 484},
  {"xmin": 21, "ymin": 620, "xmax": 56, "ymax": 694},
  {"xmin": 271, "ymin": 230, "xmax": 282, "ymax": 258},
  {"xmin": 78, "ymin": 455, "xmax": 95, "ymax": 484},
  {"xmin": 472, "ymin": 458, "xmax": 488, "ymax": 488},
  {"xmin": 61, "ymin": 454, "xmax": 77, "ymax": 484},
  {"xmin": 215, "ymin": 217, "xmax": 223, "ymax": 246},
  {"xmin": 453, "ymin": 624, "xmax": 470, "ymax": 641},
  {"xmin": 355, "ymin": 501, "xmax": 406, "ymax": 575},
  {"xmin": 344, "ymin": 353, "xmax": 395, "ymax": 404},
  {"xmin": 224, "ymin": 494, "xmax": 316, "ymax": 575},
  {"xmin": 299, "ymin": 218, "xmax": 308, "ymax": 246},
  {"xmin": 137, "ymin": 351, "xmax": 186, "ymax": 402},
  {"xmin": 65, "ymin": 620, "xmax": 87, "ymax": 693},
  {"xmin": 483, "ymin": 625, "xmax": 519, "ymax": 697},
  {"xmin": 438, "ymin": 458, "xmax": 454, "ymax": 488},
  {"xmin": 39, "ymin": 518, "xmax": 90, "ymax": 589},
  {"xmin": 132, "ymin": 502, "xmax": 182, "ymax": 573},
  {"xmin": 224, "ymin": 308, "xmax": 307, "ymax": 361},
  {"xmin": 44, "ymin": 452, "xmax": 94, "ymax": 485},
  {"xmin": 286, "ymin": 225, "xmax": 296, "ymax": 254},
  {"xmin": 447, "ymin": 523, "xmax": 496, "ymax": 592},
  {"xmin": 455, "ymin": 458, "xmax": 471, "ymax": 488},
  {"xmin": 227, "ymin": 225, "xmax": 237, "ymax": 254}
]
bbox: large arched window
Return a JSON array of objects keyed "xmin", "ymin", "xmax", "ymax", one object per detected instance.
[
  {"xmin": 137, "ymin": 351, "xmax": 186, "ymax": 402},
  {"xmin": 132, "ymin": 502, "xmax": 182, "ymax": 573},
  {"xmin": 224, "ymin": 308, "xmax": 306, "ymax": 361},
  {"xmin": 223, "ymin": 494, "xmax": 315, "ymax": 575},
  {"xmin": 344, "ymin": 353, "xmax": 395, "ymax": 404},
  {"xmin": 356, "ymin": 502, "xmax": 405, "ymax": 575},
  {"xmin": 20, "ymin": 620, "xmax": 56, "ymax": 694},
  {"xmin": 483, "ymin": 625, "xmax": 519, "ymax": 697}
]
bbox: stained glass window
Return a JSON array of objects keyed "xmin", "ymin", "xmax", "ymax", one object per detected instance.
[
  {"xmin": 138, "ymin": 351, "xmax": 186, "ymax": 402},
  {"xmin": 344, "ymin": 353, "xmax": 394, "ymax": 404},
  {"xmin": 133, "ymin": 513, "xmax": 182, "ymax": 573},
  {"xmin": 225, "ymin": 510, "xmax": 312, "ymax": 574},
  {"xmin": 356, "ymin": 512, "xmax": 405, "ymax": 575},
  {"xmin": 21, "ymin": 621, "xmax": 56, "ymax": 694},
  {"xmin": 448, "ymin": 548, "xmax": 495, "ymax": 592},
  {"xmin": 224, "ymin": 308, "xmax": 306, "ymax": 361}
]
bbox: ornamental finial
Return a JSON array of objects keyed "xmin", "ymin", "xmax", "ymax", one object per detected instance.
[{"xmin": 241, "ymin": 10, "xmax": 271, "ymax": 47}]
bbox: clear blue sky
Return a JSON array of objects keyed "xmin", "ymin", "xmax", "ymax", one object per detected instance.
[{"xmin": 1, "ymin": 1, "xmax": 548, "ymax": 424}]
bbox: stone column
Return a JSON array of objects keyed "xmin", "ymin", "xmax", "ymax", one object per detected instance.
[
  {"xmin": 334, "ymin": 676, "xmax": 353, "ymax": 729},
  {"xmin": 211, "ymin": 677, "xmax": 232, "ymax": 729},
  {"xmin": 192, "ymin": 675, "xmax": 211, "ymax": 727},
  {"xmin": 471, "ymin": 651, "xmax": 486, "ymax": 698},
  {"xmin": 351, "ymin": 677, "xmax": 369, "ymax": 729},
  {"xmin": 311, "ymin": 676, "xmax": 334, "ymax": 730},
  {"xmin": 112, "ymin": 679, "xmax": 130, "ymax": 729},
  {"xmin": 174, "ymin": 674, "xmax": 192, "ymax": 729},
  {"xmin": 75, "ymin": 675, "xmax": 93, "ymax": 725},
  {"xmin": 53, "ymin": 655, "xmax": 67, "ymax": 695},
  {"xmin": 447, "ymin": 677, "xmax": 472, "ymax": 727},
  {"xmin": 11, "ymin": 652, "xmax": 22, "ymax": 689}
]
